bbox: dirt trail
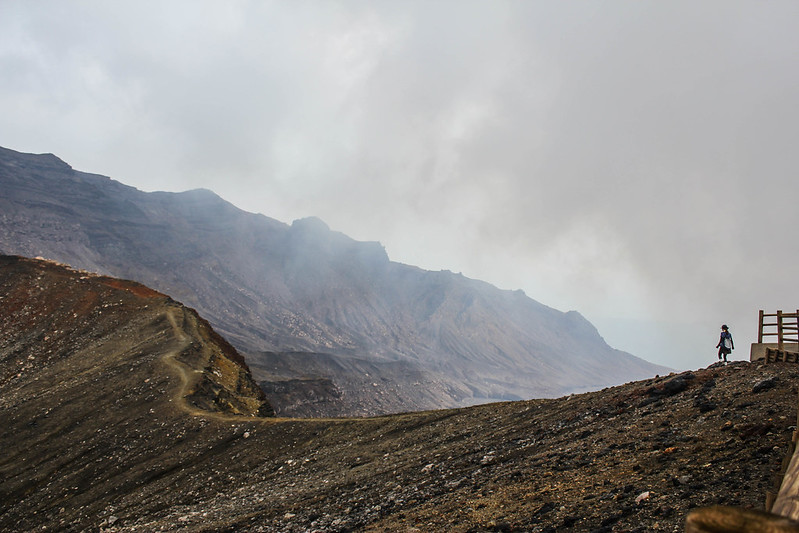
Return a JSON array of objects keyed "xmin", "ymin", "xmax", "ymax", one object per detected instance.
[
  {"xmin": 161, "ymin": 305, "xmax": 402, "ymax": 425},
  {"xmin": 161, "ymin": 306, "xmax": 205, "ymax": 415},
  {"xmin": 159, "ymin": 305, "xmax": 274, "ymax": 421}
]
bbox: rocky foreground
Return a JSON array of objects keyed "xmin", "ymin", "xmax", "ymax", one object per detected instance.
[{"xmin": 1, "ymin": 256, "xmax": 797, "ymax": 532}]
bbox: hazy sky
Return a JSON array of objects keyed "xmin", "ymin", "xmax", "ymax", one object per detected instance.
[{"xmin": 3, "ymin": 1, "xmax": 798, "ymax": 370}]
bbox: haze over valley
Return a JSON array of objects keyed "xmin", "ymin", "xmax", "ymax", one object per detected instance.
[
  {"xmin": 0, "ymin": 146, "xmax": 667, "ymax": 416},
  {"xmin": 4, "ymin": 2, "xmax": 799, "ymax": 369}
]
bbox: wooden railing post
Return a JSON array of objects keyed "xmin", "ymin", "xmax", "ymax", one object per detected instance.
[
  {"xmin": 685, "ymin": 506, "xmax": 799, "ymax": 532},
  {"xmin": 760, "ymin": 310, "xmax": 765, "ymax": 343},
  {"xmin": 779, "ymin": 310, "xmax": 785, "ymax": 350}
]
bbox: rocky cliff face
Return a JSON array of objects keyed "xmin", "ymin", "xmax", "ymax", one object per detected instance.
[{"xmin": 0, "ymin": 146, "xmax": 669, "ymax": 415}]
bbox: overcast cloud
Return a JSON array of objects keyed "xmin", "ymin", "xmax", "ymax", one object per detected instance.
[{"xmin": 2, "ymin": 1, "xmax": 798, "ymax": 369}]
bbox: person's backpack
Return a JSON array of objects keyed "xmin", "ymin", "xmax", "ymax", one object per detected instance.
[{"xmin": 723, "ymin": 335, "xmax": 732, "ymax": 350}]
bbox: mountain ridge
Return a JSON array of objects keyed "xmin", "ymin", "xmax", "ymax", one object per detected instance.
[{"xmin": 0, "ymin": 145, "xmax": 669, "ymax": 415}]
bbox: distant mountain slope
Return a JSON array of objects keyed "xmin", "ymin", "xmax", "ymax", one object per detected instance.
[{"xmin": 0, "ymin": 146, "xmax": 668, "ymax": 414}]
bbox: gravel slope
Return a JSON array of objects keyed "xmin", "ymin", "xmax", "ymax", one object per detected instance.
[{"xmin": 1, "ymin": 256, "xmax": 796, "ymax": 532}]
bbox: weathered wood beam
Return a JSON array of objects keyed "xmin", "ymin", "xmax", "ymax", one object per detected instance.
[{"xmin": 685, "ymin": 506, "xmax": 799, "ymax": 532}]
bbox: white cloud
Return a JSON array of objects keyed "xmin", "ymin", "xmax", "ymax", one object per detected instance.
[{"xmin": 2, "ymin": 0, "xmax": 799, "ymax": 369}]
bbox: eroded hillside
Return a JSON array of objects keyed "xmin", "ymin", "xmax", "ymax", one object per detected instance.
[{"xmin": 1, "ymin": 256, "xmax": 797, "ymax": 532}]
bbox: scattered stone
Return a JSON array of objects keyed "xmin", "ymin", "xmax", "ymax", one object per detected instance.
[
  {"xmin": 654, "ymin": 505, "xmax": 674, "ymax": 517},
  {"xmin": 696, "ymin": 401, "xmax": 717, "ymax": 413},
  {"xmin": 647, "ymin": 373, "xmax": 693, "ymax": 399},
  {"xmin": 737, "ymin": 423, "xmax": 774, "ymax": 440},
  {"xmin": 533, "ymin": 502, "xmax": 556, "ymax": 516},
  {"xmin": 752, "ymin": 377, "xmax": 778, "ymax": 394}
]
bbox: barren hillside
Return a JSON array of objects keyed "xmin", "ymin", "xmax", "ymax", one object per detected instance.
[{"xmin": 0, "ymin": 255, "xmax": 795, "ymax": 532}]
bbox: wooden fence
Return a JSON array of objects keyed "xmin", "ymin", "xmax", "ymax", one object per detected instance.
[
  {"xmin": 767, "ymin": 348, "xmax": 799, "ymax": 364},
  {"xmin": 759, "ymin": 310, "xmax": 799, "ymax": 349}
]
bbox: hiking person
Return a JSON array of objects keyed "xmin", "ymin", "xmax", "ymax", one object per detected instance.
[{"xmin": 716, "ymin": 324, "xmax": 734, "ymax": 362}]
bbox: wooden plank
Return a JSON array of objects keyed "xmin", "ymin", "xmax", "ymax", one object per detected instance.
[
  {"xmin": 685, "ymin": 506, "xmax": 799, "ymax": 532},
  {"xmin": 757, "ymin": 309, "xmax": 763, "ymax": 344},
  {"xmin": 780, "ymin": 310, "xmax": 785, "ymax": 350},
  {"xmin": 773, "ymin": 439, "xmax": 799, "ymax": 520},
  {"xmin": 762, "ymin": 349, "xmax": 799, "ymax": 364}
]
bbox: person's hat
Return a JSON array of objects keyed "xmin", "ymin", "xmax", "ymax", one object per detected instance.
[{"xmin": 721, "ymin": 324, "xmax": 728, "ymax": 330}]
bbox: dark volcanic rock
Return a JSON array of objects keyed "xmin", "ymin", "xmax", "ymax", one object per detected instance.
[
  {"xmin": 753, "ymin": 376, "xmax": 779, "ymax": 394},
  {"xmin": 0, "ymin": 146, "xmax": 669, "ymax": 416}
]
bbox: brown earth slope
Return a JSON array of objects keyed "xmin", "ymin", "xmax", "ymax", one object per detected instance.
[{"xmin": 1, "ymin": 255, "xmax": 797, "ymax": 532}]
